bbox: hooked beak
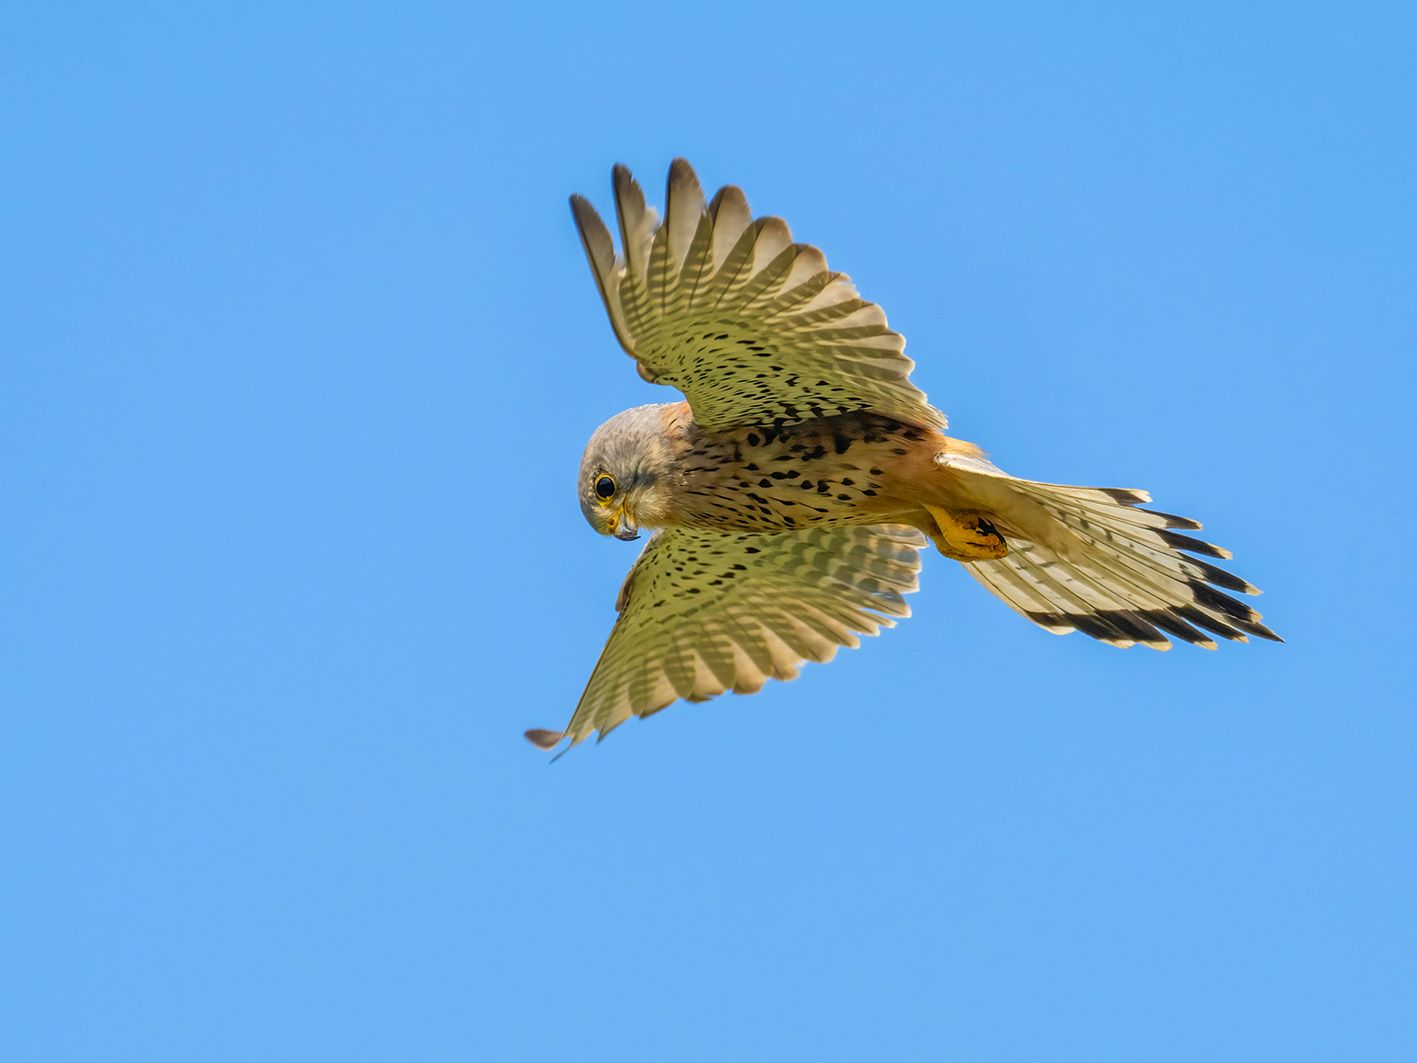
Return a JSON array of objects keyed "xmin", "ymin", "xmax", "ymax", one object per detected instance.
[{"xmin": 609, "ymin": 509, "xmax": 640, "ymax": 541}]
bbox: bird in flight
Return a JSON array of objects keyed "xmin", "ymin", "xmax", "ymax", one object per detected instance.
[{"xmin": 526, "ymin": 159, "xmax": 1280, "ymax": 752}]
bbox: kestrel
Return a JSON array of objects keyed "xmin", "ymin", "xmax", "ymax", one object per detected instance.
[{"xmin": 526, "ymin": 160, "xmax": 1280, "ymax": 752}]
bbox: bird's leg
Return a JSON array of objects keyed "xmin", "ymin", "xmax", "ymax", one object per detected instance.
[{"xmin": 925, "ymin": 505, "xmax": 1009, "ymax": 562}]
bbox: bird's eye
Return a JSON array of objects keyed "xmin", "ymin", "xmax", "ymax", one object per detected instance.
[{"xmin": 594, "ymin": 475, "xmax": 616, "ymax": 500}]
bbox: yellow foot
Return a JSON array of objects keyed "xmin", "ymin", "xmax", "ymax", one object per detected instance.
[{"xmin": 925, "ymin": 505, "xmax": 1009, "ymax": 562}]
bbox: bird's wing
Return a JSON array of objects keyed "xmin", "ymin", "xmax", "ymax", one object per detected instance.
[
  {"xmin": 525, "ymin": 524, "xmax": 927, "ymax": 750},
  {"xmin": 569, "ymin": 159, "xmax": 946, "ymax": 433}
]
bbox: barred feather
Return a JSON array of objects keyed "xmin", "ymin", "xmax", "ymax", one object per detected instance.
[
  {"xmin": 963, "ymin": 476, "xmax": 1281, "ymax": 650},
  {"xmin": 525, "ymin": 525, "xmax": 926, "ymax": 750},
  {"xmin": 569, "ymin": 159, "xmax": 945, "ymax": 433}
]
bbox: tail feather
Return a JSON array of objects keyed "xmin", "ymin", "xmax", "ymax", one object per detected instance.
[{"xmin": 964, "ymin": 476, "xmax": 1282, "ymax": 650}]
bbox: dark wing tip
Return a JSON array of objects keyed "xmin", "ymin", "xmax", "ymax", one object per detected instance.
[
  {"xmin": 524, "ymin": 729, "xmax": 565, "ymax": 750},
  {"xmin": 568, "ymin": 193, "xmax": 604, "ymax": 231},
  {"xmin": 707, "ymin": 183, "xmax": 750, "ymax": 221},
  {"xmin": 611, "ymin": 162, "xmax": 641, "ymax": 200}
]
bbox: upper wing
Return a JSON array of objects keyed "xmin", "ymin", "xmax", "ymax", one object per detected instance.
[
  {"xmin": 569, "ymin": 159, "xmax": 946, "ymax": 433},
  {"xmin": 525, "ymin": 524, "xmax": 927, "ymax": 750}
]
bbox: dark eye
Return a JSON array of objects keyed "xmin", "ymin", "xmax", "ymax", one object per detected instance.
[{"xmin": 594, "ymin": 475, "xmax": 616, "ymax": 499}]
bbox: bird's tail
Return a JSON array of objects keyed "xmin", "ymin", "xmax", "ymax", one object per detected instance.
[{"xmin": 938, "ymin": 458, "xmax": 1281, "ymax": 650}]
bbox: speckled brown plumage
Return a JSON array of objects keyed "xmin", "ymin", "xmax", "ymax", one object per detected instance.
[
  {"xmin": 658, "ymin": 404, "xmax": 934, "ymax": 532},
  {"xmin": 527, "ymin": 159, "xmax": 1281, "ymax": 752}
]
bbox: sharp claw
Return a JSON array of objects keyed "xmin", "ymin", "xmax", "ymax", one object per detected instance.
[{"xmin": 925, "ymin": 505, "xmax": 1009, "ymax": 562}]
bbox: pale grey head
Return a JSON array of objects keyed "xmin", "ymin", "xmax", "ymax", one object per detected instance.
[{"xmin": 578, "ymin": 404, "xmax": 680, "ymax": 541}]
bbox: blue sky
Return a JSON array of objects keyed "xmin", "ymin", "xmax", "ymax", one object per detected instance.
[{"xmin": 3, "ymin": 2, "xmax": 1414, "ymax": 1060}]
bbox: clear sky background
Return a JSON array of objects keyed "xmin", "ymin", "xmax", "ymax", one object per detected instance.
[{"xmin": 3, "ymin": 3, "xmax": 1414, "ymax": 1060}]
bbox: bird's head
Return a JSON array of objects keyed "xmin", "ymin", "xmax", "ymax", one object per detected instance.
[{"xmin": 578, "ymin": 405, "xmax": 677, "ymax": 541}]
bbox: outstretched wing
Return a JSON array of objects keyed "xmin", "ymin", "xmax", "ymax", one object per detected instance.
[
  {"xmin": 569, "ymin": 159, "xmax": 945, "ymax": 433},
  {"xmin": 525, "ymin": 525, "xmax": 927, "ymax": 751}
]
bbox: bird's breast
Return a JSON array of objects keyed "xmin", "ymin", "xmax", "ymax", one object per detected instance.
[{"xmin": 665, "ymin": 413, "xmax": 931, "ymax": 532}]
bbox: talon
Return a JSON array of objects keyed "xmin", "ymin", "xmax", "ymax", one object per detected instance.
[{"xmin": 925, "ymin": 505, "xmax": 1009, "ymax": 562}]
